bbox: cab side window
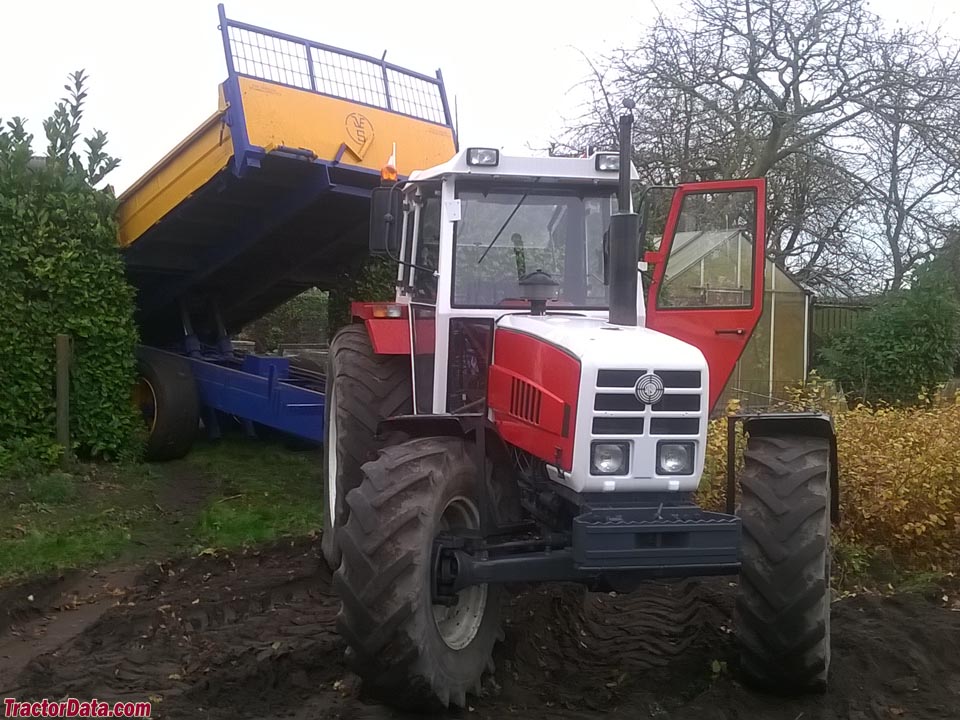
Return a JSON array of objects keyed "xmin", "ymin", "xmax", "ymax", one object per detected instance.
[{"xmin": 413, "ymin": 191, "xmax": 441, "ymax": 303}]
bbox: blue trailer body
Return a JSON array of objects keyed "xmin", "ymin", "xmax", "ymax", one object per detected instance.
[
  {"xmin": 187, "ymin": 350, "xmax": 325, "ymax": 443},
  {"xmin": 141, "ymin": 346, "xmax": 326, "ymax": 443}
]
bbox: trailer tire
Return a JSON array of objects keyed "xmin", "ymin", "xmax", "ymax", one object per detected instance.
[
  {"xmin": 735, "ymin": 434, "xmax": 831, "ymax": 693},
  {"xmin": 334, "ymin": 437, "xmax": 501, "ymax": 711},
  {"xmin": 135, "ymin": 348, "xmax": 200, "ymax": 462},
  {"xmin": 321, "ymin": 324, "xmax": 412, "ymax": 570}
]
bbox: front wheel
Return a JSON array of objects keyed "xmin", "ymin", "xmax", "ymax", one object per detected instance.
[
  {"xmin": 735, "ymin": 434, "xmax": 832, "ymax": 693},
  {"xmin": 333, "ymin": 437, "xmax": 501, "ymax": 710}
]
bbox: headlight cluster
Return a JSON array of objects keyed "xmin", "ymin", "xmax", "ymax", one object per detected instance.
[
  {"xmin": 595, "ymin": 153, "xmax": 620, "ymax": 171},
  {"xmin": 656, "ymin": 441, "xmax": 695, "ymax": 475},
  {"xmin": 589, "ymin": 441, "xmax": 696, "ymax": 476},
  {"xmin": 466, "ymin": 147, "xmax": 499, "ymax": 166},
  {"xmin": 591, "ymin": 442, "xmax": 629, "ymax": 475}
]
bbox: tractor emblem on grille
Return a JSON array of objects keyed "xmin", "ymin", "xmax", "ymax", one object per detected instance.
[{"xmin": 634, "ymin": 373, "xmax": 664, "ymax": 405}]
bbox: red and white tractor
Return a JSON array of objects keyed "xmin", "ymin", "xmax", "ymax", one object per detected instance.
[{"xmin": 322, "ymin": 109, "xmax": 837, "ymax": 710}]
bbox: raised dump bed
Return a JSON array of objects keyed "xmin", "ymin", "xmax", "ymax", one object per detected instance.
[
  {"xmin": 121, "ymin": 5, "xmax": 457, "ymax": 457},
  {"xmin": 120, "ymin": 4, "xmax": 457, "ymax": 345}
]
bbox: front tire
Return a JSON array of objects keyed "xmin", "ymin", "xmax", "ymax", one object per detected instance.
[
  {"xmin": 735, "ymin": 434, "xmax": 832, "ymax": 693},
  {"xmin": 334, "ymin": 437, "xmax": 501, "ymax": 710},
  {"xmin": 321, "ymin": 324, "xmax": 412, "ymax": 569}
]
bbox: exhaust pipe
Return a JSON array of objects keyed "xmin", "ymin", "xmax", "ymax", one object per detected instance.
[{"xmin": 608, "ymin": 101, "xmax": 638, "ymax": 327}]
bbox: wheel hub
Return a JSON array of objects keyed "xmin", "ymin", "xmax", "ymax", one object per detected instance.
[
  {"xmin": 132, "ymin": 377, "xmax": 157, "ymax": 433},
  {"xmin": 432, "ymin": 496, "xmax": 488, "ymax": 650}
]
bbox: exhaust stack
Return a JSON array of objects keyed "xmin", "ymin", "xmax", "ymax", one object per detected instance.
[{"xmin": 608, "ymin": 101, "xmax": 638, "ymax": 327}]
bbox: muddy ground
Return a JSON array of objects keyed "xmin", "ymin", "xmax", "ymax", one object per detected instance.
[{"xmin": 2, "ymin": 538, "xmax": 958, "ymax": 720}]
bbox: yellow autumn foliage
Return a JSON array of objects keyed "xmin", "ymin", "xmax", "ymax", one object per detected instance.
[{"xmin": 699, "ymin": 378, "xmax": 960, "ymax": 573}]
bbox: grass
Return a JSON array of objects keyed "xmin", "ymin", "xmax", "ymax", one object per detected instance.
[
  {"xmin": 0, "ymin": 433, "xmax": 324, "ymax": 584},
  {"xmin": 0, "ymin": 461, "xmax": 163, "ymax": 582},
  {"xmin": 186, "ymin": 436, "xmax": 322, "ymax": 549},
  {"xmin": 831, "ymin": 538, "xmax": 958, "ymax": 597}
]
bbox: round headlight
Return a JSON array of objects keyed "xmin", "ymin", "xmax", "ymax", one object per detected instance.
[
  {"xmin": 659, "ymin": 443, "xmax": 692, "ymax": 474},
  {"xmin": 593, "ymin": 443, "xmax": 626, "ymax": 475}
]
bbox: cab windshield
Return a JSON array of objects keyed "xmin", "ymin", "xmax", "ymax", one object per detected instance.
[{"xmin": 452, "ymin": 184, "xmax": 618, "ymax": 308}]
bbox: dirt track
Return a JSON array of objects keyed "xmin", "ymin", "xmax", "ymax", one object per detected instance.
[{"xmin": 2, "ymin": 538, "xmax": 959, "ymax": 719}]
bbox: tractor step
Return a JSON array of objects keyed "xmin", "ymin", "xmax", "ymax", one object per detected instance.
[{"xmin": 572, "ymin": 504, "xmax": 741, "ymax": 570}]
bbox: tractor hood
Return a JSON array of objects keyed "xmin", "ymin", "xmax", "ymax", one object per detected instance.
[
  {"xmin": 491, "ymin": 312, "xmax": 710, "ymax": 494},
  {"xmin": 495, "ymin": 314, "xmax": 708, "ymax": 372}
]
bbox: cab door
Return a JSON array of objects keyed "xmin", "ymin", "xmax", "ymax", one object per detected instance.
[{"xmin": 644, "ymin": 178, "xmax": 766, "ymax": 413}]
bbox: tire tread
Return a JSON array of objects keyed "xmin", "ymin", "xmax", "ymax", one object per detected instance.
[{"xmin": 736, "ymin": 434, "xmax": 832, "ymax": 693}]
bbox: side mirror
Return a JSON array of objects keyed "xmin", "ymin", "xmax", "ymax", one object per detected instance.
[{"xmin": 369, "ymin": 186, "xmax": 403, "ymax": 257}]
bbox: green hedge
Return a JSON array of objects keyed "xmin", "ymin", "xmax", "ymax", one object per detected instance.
[
  {"xmin": 240, "ymin": 288, "xmax": 330, "ymax": 352},
  {"xmin": 327, "ymin": 256, "xmax": 397, "ymax": 336},
  {"xmin": 820, "ymin": 269, "xmax": 960, "ymax": 405},
  {"xmin": 0, "ymin": 71, "xmax": 141, "ymax": 462}
]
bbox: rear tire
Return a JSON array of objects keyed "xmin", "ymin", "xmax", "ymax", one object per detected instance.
[
  {"xmin": 135, "ymin": 347, "xmax": 200, "ymax": 462},
  {"xmin": 735, "ymin": 434, "xmax": 831, "ymax": 693},
  {"xmin": 321, "ymin": 324, "xmax": 412, "ymax": 570},
  {"xmin": 334, "ymin": 437, "xmax": 501, "ymax": 710}
]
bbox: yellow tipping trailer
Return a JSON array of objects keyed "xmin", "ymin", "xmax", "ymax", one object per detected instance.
[
  {"xmin": 120, "ymin": 4, "xmax": 457, "ymax": 345},
  {"xmin": 121, "ymin": 5, "xmax": 456, "ymax": 459}
]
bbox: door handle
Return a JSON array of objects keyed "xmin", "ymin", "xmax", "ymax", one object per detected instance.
[{"xmin": 715, "ymin": 328, "xmax": 746, "ymax": 335}]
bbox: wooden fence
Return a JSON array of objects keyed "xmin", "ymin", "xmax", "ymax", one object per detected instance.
[{"xmin": 808, "ymin": 298, "xmax": 875, "ymax": 366}]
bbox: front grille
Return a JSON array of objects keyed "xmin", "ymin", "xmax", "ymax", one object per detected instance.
[
  {"xmin": 593, "ymin": 368, "xmax": 703, "ymax": 438},
  {"xmin": 650, "ymin": 417, "xmax": 699, "ymax": 435},
  {"xmin": 595, "ymin": 394, "xmax": 644, "ymax": 411},
  {"xmin": 653, "ymin": 395, "xmax": 700, "ymax": 412},
  {"xmin": 596, "ymin": 369, "xmax": 701, "ymax": 389},
  {"xmin": 593, "ymin": 417, "xmax": 645, "ymax": 435},
  {"xmin": 595, "ymin": 393, "xmax": 702, "ymax": 413}
]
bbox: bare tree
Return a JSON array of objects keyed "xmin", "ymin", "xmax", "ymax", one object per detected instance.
[
  {"xmin": 557, "ymin": 0, "xmax": 960, "ymax": 293},
  {"xmin": 834, "ymin": 29, "xmax": 960, "ymax": 288}
]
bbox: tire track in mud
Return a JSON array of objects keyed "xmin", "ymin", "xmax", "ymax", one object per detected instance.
[
  {"xmin": 5, "ymin": 540, "xmax": 347, "ymax": 718},
  {"xmin": 496, "ymin": 580, "xmax": 727, "ymax": 713}
]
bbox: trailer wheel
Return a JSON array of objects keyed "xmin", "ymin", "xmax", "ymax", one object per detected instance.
[
  {"xmin": 321, "ymin": 324, "xmax": 412, "ymax": 570},
  {"xmin": 735, "ymin": 434, "xmax": 831, "ymax": 693},
  {"xmin": 134, "ymin": 348, "xmax": 200, "ymax": 462},
  {"xmin": 334, "ymin": 437, "xmax": 502, "ymax": 710}
]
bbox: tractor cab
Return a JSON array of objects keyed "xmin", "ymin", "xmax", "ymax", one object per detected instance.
[
  {"xmin": 371, "ymin": 149, "xmax": 644, "ymax": 416},
  {"xmin": 368, "ymin": 145, "xmax": 766, "ymax": 427}
]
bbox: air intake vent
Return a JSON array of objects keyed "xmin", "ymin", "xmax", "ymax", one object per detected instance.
[{"xmin": 510, "ymin": 377, "xmax": 542, "ymax": 424}]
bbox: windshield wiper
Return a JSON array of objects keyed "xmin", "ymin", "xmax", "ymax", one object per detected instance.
[{"xmin": 477, "ymin": 192, "xmax": 529, "ymax": 265}]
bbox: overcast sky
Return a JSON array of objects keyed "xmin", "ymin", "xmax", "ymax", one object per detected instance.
[{"xmin": 1, "ymin": 0, "xmax": 955, "ymax": 194}]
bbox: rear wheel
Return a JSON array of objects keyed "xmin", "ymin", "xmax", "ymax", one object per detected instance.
[
  {"xmin": 321, "ymin": 324, "xmax": 412, "ymax": 570},
  {"xmin": 735, "ymin": 434, "xmax": 831, "ymax": 693},
  {"xmin": 334, "ymin": 437, "xmax": 502, "ymax": 710},
  {"xmin": 134, "ymin": 347, "xmax": 199, "ymax": 462}
]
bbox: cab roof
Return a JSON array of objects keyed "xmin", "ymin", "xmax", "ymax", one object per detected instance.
[{"xmin": 406, "ymin": 148, "xmax": 640, "ymax": 184}]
